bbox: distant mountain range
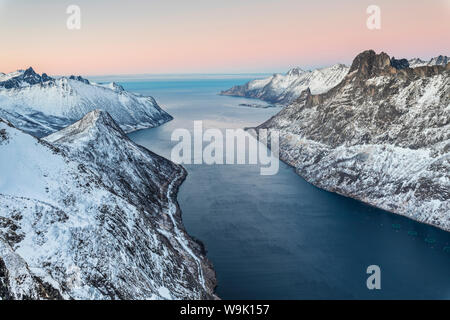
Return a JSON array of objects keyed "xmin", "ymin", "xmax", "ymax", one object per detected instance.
[
  {"xmin": 0, "ymin": 67, "xmax": 172, "ymax": 137},
  {"xmin": 221, "ymin": 64, "xmax": 349, "ymax": 105},
  {"xmin": 256, "ymin": 50, "xmax": 450, "ymax": 231},
  {"xmin": 222, "ymin": 55, "xmax": 449, "ymax": 105},
  {"xmin": 408, "ymin": 55, "xmax": 449, "ymax": 68}
]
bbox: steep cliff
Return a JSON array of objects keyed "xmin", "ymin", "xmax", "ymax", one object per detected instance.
[{"xmin": 257, "ymin": 50, "xmax": 450, "ymax": 231}]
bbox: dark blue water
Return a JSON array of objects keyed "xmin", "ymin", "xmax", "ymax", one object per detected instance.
[{"xmin": 101, "ymin": 75, "xmax": 450, "ymax": 300}]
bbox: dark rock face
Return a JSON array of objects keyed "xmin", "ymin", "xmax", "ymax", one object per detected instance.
[
  {"xmin": 69, "ymin": 75, "xmax": 90, "ymax": 84},
  {"xmin": 390, "ymin": 57, "xmax": 410, "ymax": 69},
  {"xmin": 257, "ymin": 50, "xmax": 450, "ymax": 231},
  {"xmin": 348, "ymin": 50, "xmax": 392, "ymax": 77}
]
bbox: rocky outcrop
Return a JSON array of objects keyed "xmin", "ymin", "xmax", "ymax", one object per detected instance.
[
  {"xmin": 390, "ymin": 57, "xmax": 409, "ymax": 70},
  {"xmin": 257, "ymin": 50, "xmax": 450, "ymax": 231}
]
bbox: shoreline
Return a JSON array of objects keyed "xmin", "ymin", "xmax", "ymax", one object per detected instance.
[
  {"xmin": 283, "ymin": 155, "xmax": 450, "ymax": 234},
  {"xmin": 166, "ymin": 164, "xmax": 219, "ymax": 300},
  {"xmin": 218, "ymin": 91, "xmax": 280, "ymax": 105},
  {"xmin": 246, "ymin": 126, "xmax": 450, "ymax": 234}
]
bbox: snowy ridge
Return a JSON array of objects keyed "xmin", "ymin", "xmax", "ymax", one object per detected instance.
[
  {"xmin": 221, "ymin": 54, "xmax": 448, "ymax": 105},
  {"xmin": 221, "ymin": 64, "xmax": 350, "ymax": 104},
  {"xmin": 408, "ymin": 55, "xmax": 449, "ymax": 68},
  {"xmin": 257, "ymin": 50, "xmax": 450, "ymax": 231},
  {"xmin": 0, "ymin": 68, "xmax": 172, "ymax": 137},
  {"xmin": 0, "ymin": 112, "xmax": 217, "ymax": 300}
]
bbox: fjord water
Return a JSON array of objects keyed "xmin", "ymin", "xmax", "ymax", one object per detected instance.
[{"xmin": 117, "ymin": 75, "xmax": 450, "ymax": 299}]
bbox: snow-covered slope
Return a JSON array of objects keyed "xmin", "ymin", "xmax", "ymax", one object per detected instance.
[
  {"xmin": 408, "ymin": 55, "xmax": 449, "ymax": 68},
  {"xmin": 0, "ymin": 112, "xmax": 216, "ymax": 300},
  {"xmin": 221, "ymin": 64, "xmax": 350, "ymax": 104},
  {"xmin": 256, "ymin": 50, "xmax": 450, "ymax": 231},
  {"xmin": 0, "ymin": 68, "xmax": 172, "ymax": 137}
]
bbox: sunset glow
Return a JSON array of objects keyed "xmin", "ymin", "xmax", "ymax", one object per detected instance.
[{"xmin": 0, "ymin": 0, "xmax": 449, "ymax": 75}]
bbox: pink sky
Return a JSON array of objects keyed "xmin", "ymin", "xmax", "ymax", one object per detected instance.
[{"xmin": 0, "ymin": 0, "xmax": 449, "ymax": 75}]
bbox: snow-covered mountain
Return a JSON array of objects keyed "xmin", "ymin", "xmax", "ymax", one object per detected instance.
[
  {"xmin": 256, "ymin": 50, "xmax": 450, "ymax": 231},
  {"xmin": 220, "ymin": 64, "xmax": 350, "ymax": 105},
  {"xmin": 0, "ymin": 67, "xmax": 53, "ymax": 89},
  {"xmin": 0, "ymin": 111, "xmax": 217, "ymax": 299},
  {"xmin": 0, "ymin": 68, "xmax": 172, "ymax": 137},
  {"xmin": 408, "ymin": 55, "xmax": 449, "ymax": 68}
]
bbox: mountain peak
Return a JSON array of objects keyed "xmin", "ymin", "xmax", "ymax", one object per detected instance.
[
  {"xmin": 257, "ymin": 49, "xmax": 450, "ymax": 232},
  {"xmin": 349, "ymin": 50, "xmax": 392, "ymax": 77},
  {"xmin": 0, "ymin": 67, "xmax": 53, "ymax": 89},
  {"xmin": 68, "ymin": 75, "xmax": 90, "ymax": 84},
  {"xmin": 89, "ymin": 109, "xmax": 122, "ymax": 128},
  {"xmin": 287, "ymin": 67, "xmax": 304, "ymax": 76},
  {"xmin": 430, "ymin": 55, "xmax": 449, "ymax": 65},
  {"xmin": 408, "ymin": 55, "xmax": 449, "ymax": 68},
  {"xmin": 1, "ymin": 109, "xmax": 215, "ymax": 300},
  {"xmin": 44, "ymin": 110, "xmax": 125, "ymax": 145},
  {"xmin": 100, "ymin": 81, "xmax": 125, "ymax": 92},
  {"xmin": 221, "ymin": 63, "xmax": 350, "ymax": 104},
  {"xmin": 23, "ymin": 66, "xmax": 36, "ymax": 75},
  {"xmin": 390, "ymin": 57, "xmax": 409, "ymax": 70}
]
